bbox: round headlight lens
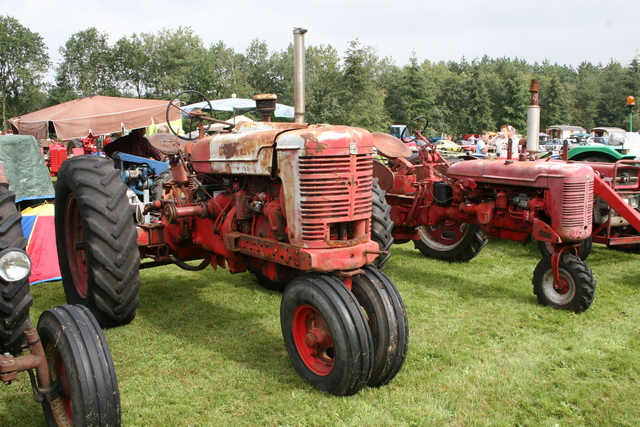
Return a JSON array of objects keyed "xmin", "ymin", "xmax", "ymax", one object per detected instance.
[{"xmin": 0, "ymin": 249, "xmax": 31, "ymax": 282}]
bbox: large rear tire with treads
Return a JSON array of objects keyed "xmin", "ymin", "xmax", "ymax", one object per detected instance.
[{"xmin": 55, "ymin": 155, "xmax": 141, "ymax": 328}]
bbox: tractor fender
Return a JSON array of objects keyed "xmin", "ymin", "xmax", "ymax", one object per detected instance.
[{"xmin": 568, "ymin": 145, "xmax": 634, "ymax": 162}]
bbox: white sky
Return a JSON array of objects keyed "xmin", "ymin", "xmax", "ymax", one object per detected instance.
[{"xmin": 4, "ymin": 0, "xmax": 639, "ymax": 73}]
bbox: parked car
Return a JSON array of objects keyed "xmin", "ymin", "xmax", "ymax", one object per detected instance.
[
  {"xmin": 585, "ymin": 137, "xmax": 608, "ymax": 145},
  {"xmin": 538, "ymin": 138, "xmax": 581, "ymax": 157},
  {"xmin": 435, "ymin": 139, "xmax": 465, "ymax": 154}
]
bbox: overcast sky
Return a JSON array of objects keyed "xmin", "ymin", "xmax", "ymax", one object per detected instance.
[{"xmin": 5, "ymin": 0, "xmax": 639, "ymax": 73}]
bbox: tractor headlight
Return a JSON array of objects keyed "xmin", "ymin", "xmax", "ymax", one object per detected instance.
[
  {"xmin": 0, "ymin": 249, "xmax": 31, "ymax": 282},
  {"xmin": 626, "ymin": 195, "xmax": 639, "ymax": 209}
]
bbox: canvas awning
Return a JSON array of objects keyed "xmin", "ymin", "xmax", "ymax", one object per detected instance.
[{"xmin": 9, "ymin": 95, "xmax": 180, "ymax": 140}]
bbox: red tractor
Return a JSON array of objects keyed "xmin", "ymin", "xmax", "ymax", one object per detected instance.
[
  {"xmin": 370, "ymin": 81, "xmax": 597, "ymax": 313},
  {"xmin": 54, "ymin": 91, "xmax": 408, "ymax": 396},
  {"xmin": 0, "ymin": 163, "xmax": 120, "ymax": 426},
  {"xmin": 542, "ymin": 145, "xmax": 640, "ymax": 256}
]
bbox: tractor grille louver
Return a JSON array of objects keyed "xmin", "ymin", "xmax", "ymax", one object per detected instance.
[
  {"xmin": 298, "ymin": 155, "xmax": 373, "ymax": 241},
  {"xmin": 561, "ymin": 180, "xmax": 594, "ymax": 228}
]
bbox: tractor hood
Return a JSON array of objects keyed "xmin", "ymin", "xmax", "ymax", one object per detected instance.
[
  {"xmin": 189, "ymin": 124, "xmax": 374, "ymax": 177},
  {"xmin": 447, "ymin": 158, "xmax": 594, "ymax": 189}
]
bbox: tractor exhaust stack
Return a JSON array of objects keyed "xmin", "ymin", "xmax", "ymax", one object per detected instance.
[{"xmin": 293, "ymin": 27, "xmax": 307, "ymax": 123}]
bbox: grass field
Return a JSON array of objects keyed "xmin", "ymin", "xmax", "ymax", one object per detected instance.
[{"xmin": 1, "ymin": 239, "xmax": 639, "ymax": 426}]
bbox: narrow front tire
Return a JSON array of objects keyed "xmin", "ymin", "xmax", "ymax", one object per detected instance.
[
  {"xmin": 532, "ymin": 254, "xmax": 595, "ymax": 313},
  {"xmin": 281, "ymin": 273, "xmax": 373, "ymax": 396},
  {"xmin": 38, "ymin": 304, "xmax": 121, "ymax": 426}
]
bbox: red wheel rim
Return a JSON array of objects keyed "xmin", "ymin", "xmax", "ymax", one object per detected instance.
[
  {"xmin": 45, "ymin": 344, "xmax": 73, "ymax": 422},
  {"xmin": 65, "ymin": 194, "xmax": 88, "ymax": 298},
  {"xmin": 55, "ymin": 351, "xmax": 73, "ymax": 420},
  {"xmin": 426, "ymin": 221, "xmax": 466, "ymax": 244},
  {"xmin": 292, "ymin": 305, "xmax": 335, "ymax": 376}
]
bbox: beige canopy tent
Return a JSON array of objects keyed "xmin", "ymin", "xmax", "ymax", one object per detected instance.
[{"xmin": 9, "ymin": 95, "xmax": 180, "ymax": 140}]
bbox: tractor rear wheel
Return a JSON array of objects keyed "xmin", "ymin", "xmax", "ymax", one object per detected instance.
[
  {"xmin": 536, "ymin": 237, "xmax": 592, "ymax": 261},
  {"xmin": 351, "ymin": 266, "xmax": 408, "ymax": 387},
  {"xmin": 413, "ymin": 221, "xmax": 487, "ymax": 262},
  {"xmin": 532, "ymin": 253, "xmax": 595, "ymax": 313},
  {"xmin": 66, "ymin": 138, "xmax": 84, "ymax": 156},
  {"xmin": 250, "ymin": 269, "xmax": 288, "ymax": 292},
  {"xmin": 55, "ymin": 155, "xmax": 141, "ymax": 328},
  {"xmin": 281, "ymin": 273, "xmax": 373, "ymax": 396},
  {"xmin": 39, "ymin": 305, "xmax": 121, "ymax": 426},
  {"xmin": 370, "ymin": 178, "xmax": 394, "ymax": 270},
  {"xmin": 150, "ymin": 169, "xmax": 173, "ymax": 201},
  {"xmin": 0, "ymin": 182, "xmax": 32, "ymax": 355}
]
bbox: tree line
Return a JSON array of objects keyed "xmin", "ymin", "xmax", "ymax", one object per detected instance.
[{"xmin": 2, "ymin": 15, "xmax": 639, "ymax": 137}]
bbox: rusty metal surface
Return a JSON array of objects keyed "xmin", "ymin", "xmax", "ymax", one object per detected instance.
[
  {"xmin": 447, "ymin": 158, "xmax": 593, "ymax": 188},
  {"xmin": 372, "ymin": 159, "xmax": 394, "ymax": 191},
  {"xmin": 190, "ymin": 130, "xmax": 278, "ymax": 176},
  {"xmin": 149, "ymin": 133, "xmax": 181, "ymax": 155},
  {"xmin": 223, "ymin": 231, "xmax": 380, "ymax": 270},
  {"xmin": 372, "ymin": 132, "xmax": 412, "ymax": 159},
  {"xmin": 1, "ymin": 327, "xmax": 57, "ymax": 403},
  {"xmin": 141, "ymin": 122, "xmax": 382, "ymax": 279}
]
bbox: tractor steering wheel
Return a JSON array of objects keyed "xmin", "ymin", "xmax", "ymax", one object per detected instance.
[
  {"xmin": 166, "ymin": 90, "xmax": 213, "ymax": 140},
  {"xmin": 400, "ymin": 116, "xmax": 429, "ymax": 142}
]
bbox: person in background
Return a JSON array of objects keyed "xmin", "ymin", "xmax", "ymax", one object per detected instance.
[
  {"xmin": 476, "ymin": 130, "xmax": 493, "ymax": 156},
  {"xmin": 156, "ymin": 125, "xmax": 170, "ymax": 134},
  {"xmin": 103, "ymin": 128, "xmax": 164, "ymax": 161},
  {"xmin": 493, "ymin": 125, "xmax": 518, "ymax": 157}
]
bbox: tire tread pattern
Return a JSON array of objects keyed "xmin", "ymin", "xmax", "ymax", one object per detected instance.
[
  {"xmin": 532, "ymin": 253, "xmax": 596, "ymax": 313},
  {"xmin": 281, "ymin": 273, "xmax": 373, "ymax": 396},
  {"xmin": 55, "ymin": 156, "xmax": 140, "ymax": 327},
  {"xmin": 0, "ymin": 182, "xmax": 32, "ymax": 355},
  {"xmin": 370, "ymin": 178, "xmax": 394, "ymax": 270},
  {"xmin": 352, "ymin": 266, "xmax": 408, "ymax": 387},
  {"xmin": 39, "ymin": 304, "xmax": 121, "ymax": 426}
]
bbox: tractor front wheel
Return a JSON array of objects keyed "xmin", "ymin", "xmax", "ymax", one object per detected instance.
[
  {"xmin": 39, "ymin": 305, "xmax": 121, "ymax": 426},
  {"xmin": 281, "ymin": 273, "xmax": 373, "ymax": 396},
  {"xmin": 413, "ymin": 222, "xmax": 487, "ymax": 262},
  {"xmin": 351, "ymin": 266, "xmax": 408, "ymax": 387},
  {"xmin": 55, "ymin": 156, "xmax": 141, "ymax": 328},
  {"xmin": 532, "ymin": 253, "xmax": 595, "ymax": 313}
]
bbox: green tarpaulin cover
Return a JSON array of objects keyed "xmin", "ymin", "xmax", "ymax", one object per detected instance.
[{"xmin": 0, "ymin": 135, "xmax": 55, "ymax": 202}]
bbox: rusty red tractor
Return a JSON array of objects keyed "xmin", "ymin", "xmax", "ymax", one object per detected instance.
[
  {"xmin": 370, "ymin": 81, "xmax": 598, "ymax": 313},
  {"xmin": 0, "ymin": 164, "xmax": 120, "ymax": 426},
  {"xmin": 54, "ymin": 91, "xmax": 408, "ymax": 396}
]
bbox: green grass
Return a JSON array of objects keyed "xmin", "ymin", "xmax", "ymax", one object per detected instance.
[{"xmin": 2, "ymin": 239, "xmax": 640, "ymax": 426}]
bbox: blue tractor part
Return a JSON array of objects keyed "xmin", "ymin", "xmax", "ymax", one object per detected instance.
[{"xmin": 112, "ymin": 152, "xmax": 169, "ymax": 198}]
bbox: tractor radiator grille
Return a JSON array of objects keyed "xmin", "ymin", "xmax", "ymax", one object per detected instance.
[
  {"xmin": 561, "ymin": 180, "xmax": 594, "ymax": 228},
  {"xmin": 298, "ymin": 155, "xmax": 373, "ymax": 242}
]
